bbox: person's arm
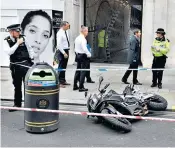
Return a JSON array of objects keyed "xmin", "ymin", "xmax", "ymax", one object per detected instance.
[
  {"xmin": 130, "ymin": 38, "xmax": 137, "ymax": 61},
  {"xmin": 56, "ymin": 31, "xmax": 65, "ymax": 55},
  {"xmin": 151, "ymin": 40, "xmax": 160, "ymax": 55},
  {"xmin": 130, "ymin": 38, "xmax": 137, "ymax": 51},
  {"xmin": 81, "ymin": 38, "xmax": 91, "ymax": 57},
  {"xmin": 159, "ymin": 39, "xmax": 170, "ymax": 55},
  {"xmin": 3, "ymin": 39, "xmax": 19, "ymax": 56}
]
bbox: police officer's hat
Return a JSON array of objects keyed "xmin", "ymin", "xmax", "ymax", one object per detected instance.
[
  {"xmin": 156, "ymin": 28, "xmax": 166, "ymax": 35},
  {"xmin": 7, "ymin": 24, "xmax": 21, "ymax": 32}
]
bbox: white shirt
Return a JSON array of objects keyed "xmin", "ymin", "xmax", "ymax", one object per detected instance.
[
  {"xmin": 3, "ymin": 35, "xmax": 36, "ymax": 61},
  {"xmin": 74, "ymin": 34, "xmax": 91, "ymax": 57},
  {"xmin": 56, "ymin": 28, "xmax": 70, "ymax": 54}
]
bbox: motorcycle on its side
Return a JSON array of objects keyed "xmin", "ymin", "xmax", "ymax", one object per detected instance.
[
  {"xmin": 85, "ymin": 76, "xmax": 168, "ymax": 133},
  {"xmin": 85, "ymin": 76, "xmax": 132, "ymax": 133}
]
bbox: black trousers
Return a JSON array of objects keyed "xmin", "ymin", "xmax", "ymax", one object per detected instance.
[
  {"xmin": 152, "ymin": 56, "xmax": 166, "ymax": 85},
  {"xmin": 58, "ymin": 50, "xmax": 69, "ymax": 84},
  {"xmin": 10, "ymin": 61, "xmax": 33, "ymax": 107},
  {"xmin": 74, "ymin": 54, "xmax": 88, "ymax": 89},
  {"xmin": 85, "ymin": 58, "xmax": 92, "ymax": 82},
  {"xmin": 122, "ymin": 62, "xmax": 139, "ymax": 83}
]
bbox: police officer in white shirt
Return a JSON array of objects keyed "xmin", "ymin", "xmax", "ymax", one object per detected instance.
[
  {"xmin": 73, "ymin": 26, "xmax": 91, "ymax": 92},
  {"xmin": 56, "ymin": 21, "xmax": 71, "ymax": 87},
  {"xmin": 3, "ymin": 24, "xmax": 35, "ymax": 112}
]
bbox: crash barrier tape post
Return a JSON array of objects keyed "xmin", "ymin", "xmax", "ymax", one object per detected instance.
[
  {"xmin": 1, "ymin": 106, "xmax": 175, "ymax": 122},
  {"xmin": 9, "ymin": 62, "xmax": 175, "ymax": 71}
]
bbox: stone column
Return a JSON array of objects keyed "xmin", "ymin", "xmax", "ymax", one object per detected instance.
[
  {"xmin": 64, "ymin": 0, "xmax": 82, "ymax": 65},
  {"xmin": 166, "ymin": 0, "xmax": 175, "ymax": 68},
  {"xmin": 141, "ymin": 0, "xmax": 155, "ymax": 68}
]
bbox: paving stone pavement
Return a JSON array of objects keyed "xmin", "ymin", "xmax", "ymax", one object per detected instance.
[{"xmin": 0, "ymin": 63, "xmax": 175, "ymax": 110}]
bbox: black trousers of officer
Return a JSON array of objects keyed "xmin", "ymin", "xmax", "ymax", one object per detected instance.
[
  {"xmin": 58, "ymin": 49, "xmax": 69, "ymax": 84},
  {"xmin": 152, "ymin": 56, "xmax": 166, "ymax": 85},
  {"xmin": 122, "ymin": 62, "xmax": 139, "ymax": 83},
  {"xmin": 74, "ymin": 53, "xmax": 88, "ymax": 89},
  {"xmin": 10, "ymin": 61, "xmax": 32, "ymax": 107}
]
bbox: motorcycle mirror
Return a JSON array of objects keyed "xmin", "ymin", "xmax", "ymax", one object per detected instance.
[
  {"xmin": 98, "ymin": 76, "xmax": 104, "ymax": 90},
  {"xmin": 85, "ymin": 92, "xmax": 88, "ymax": 97},
  {"xmin": 99, "ymin": 76, "xmax": 104, "ymax": 83},
  {"xmin": 132, "ymin": 84, "xmax": 134, "ymax": 89}
]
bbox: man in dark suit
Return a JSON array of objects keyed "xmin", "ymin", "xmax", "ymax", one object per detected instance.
[
  {"xmin": 56, "ymin": 21, "xmax": 71, "ymax": 88},
  {"xmin": 121, "ymin": 29, "xmax": 142, "ymax": 85}
]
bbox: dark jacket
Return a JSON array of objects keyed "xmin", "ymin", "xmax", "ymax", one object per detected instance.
[{"xmin": 127, "ymin": 35, "xmax": 140, "ymax": 64}]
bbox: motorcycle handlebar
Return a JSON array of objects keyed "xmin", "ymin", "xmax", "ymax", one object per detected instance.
[
  {"xmin": 99, "ymin": 83, "xmax": 110, "ymax": 94},
  {"xmin": 104, "ymin": 83, "xmax": 110, "ymax": 89}
]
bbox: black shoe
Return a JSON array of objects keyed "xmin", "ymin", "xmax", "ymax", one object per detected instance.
[
  {"xmin": 79, "ymin": 88, "xmax": 88, "ymax": 92},
  {"xmin": 134, "ymin": 82, "xmax": 142, "ymax": 85},
  {"xmin": 73, "ymin": 86, "xmax": 79, "ymax": 91},
  {"xmin": 9, "ymin": 105, "xmax": 21, "ymax": 112},
  {"xmin": 158, "ymin": 84, "xmax": 162, "ymax": 89},
  {"xmin": 151, "ymin": 83, "xmax": 157, "ymax": 87},
  {"xmin": 122, "ymin": 79, "xmax": 130, "ymax": 84},
  {"xmin": 87, "ymin": 80, "xmax": 95, "ymax": 84},
  {"xmin": 62, "ymin": 82, "xmax": 71, "ymax": 86}
]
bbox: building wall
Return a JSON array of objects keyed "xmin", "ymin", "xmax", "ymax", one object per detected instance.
[
  {"xmin": 142, "ymin": 0, "xmax": 175, "ymax": 68},
  {"xmin": 63, "ymin": 0, "xmax": 84, "ymax": 64}
]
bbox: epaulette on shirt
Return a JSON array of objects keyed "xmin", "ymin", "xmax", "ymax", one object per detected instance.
[{"xmin": 4, "ymin": 36, "xmax": 10, "ymax": 41}]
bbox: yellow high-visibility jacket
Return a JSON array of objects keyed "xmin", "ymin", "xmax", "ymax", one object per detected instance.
[
  {"xmin": 98, "ymin": 30, "xmax": 108, "ymax": 48},
  {"xmin": 151, "ymin": 38, "xmax": 170, "ymax": 57}
]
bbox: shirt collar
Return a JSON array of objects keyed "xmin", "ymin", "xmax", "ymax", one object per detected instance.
[
  {"xmin": 155, "ymin": 37, "xmax": 166, "ymax": 42},
  {"xmin": 10, "ymin": 35, "xmax": 15, "ymax": 42},
  {"xmin": 60, "ymin": 28, "xmax": 66, "ymax": 32},
  {"xmin": 80, "ymin": 33, "xmax": 85, "ymax": 38}
]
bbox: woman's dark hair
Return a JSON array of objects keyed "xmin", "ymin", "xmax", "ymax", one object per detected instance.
[{"xmin": 21, "ymin": 10, "xmax": 52, "ymax": 37}]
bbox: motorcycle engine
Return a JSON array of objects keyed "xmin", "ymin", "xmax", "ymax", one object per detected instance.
[{"xmin": 133, "ymin": 104, "xmax": 148, "ymax": 116}]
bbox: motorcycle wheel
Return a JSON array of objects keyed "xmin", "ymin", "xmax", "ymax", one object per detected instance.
[
  {"xmin": 101, "ymin": 108, "xmax": 132, "ymax": 133},
  {"xmin": 147, "ymin": 95, "xmax": 168, "ymax": 111}
]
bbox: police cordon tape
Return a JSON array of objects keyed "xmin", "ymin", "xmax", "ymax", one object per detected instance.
[
  {"xmin": 10, "ymin": 62, "xmax": 175, "ymax": 71},
  {"xmin": 1, "ymin": 106, "xmax": 175, "ymax": 122}
]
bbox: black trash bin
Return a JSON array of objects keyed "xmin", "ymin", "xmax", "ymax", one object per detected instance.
[{"xmin": 24, "ymin": 62, "xmax": 59, "ymax": 133}]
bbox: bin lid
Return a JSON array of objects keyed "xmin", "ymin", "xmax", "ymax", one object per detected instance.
[{"xmin": 28, "ymin": 68, "xmax": 56, "ymax": 81}]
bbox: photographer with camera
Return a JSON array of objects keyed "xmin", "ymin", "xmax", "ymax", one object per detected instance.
[{"xmin": 3, "ymin": 24, "xmax": 35, "ymax": 112}]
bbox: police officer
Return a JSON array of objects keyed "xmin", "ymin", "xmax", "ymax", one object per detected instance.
[
  {"xmin": 151, "ymin": 28, "xmax": 170, "ymax": 89},
  {"xmin": 3, "ymin": 24, "xmax": 34, "ymax": 112},
  {"xmin": 98, "ymin": 28, "xmax": 108, "ymax": 62}
]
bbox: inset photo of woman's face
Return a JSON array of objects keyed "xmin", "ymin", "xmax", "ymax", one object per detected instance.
[
  {"xmin": 24, "ymin": 15, "xmax": 51, "ymax": 57},
  {"xmin": 21, "ymin": 10, "xmax": 52, "ymax": 59}
]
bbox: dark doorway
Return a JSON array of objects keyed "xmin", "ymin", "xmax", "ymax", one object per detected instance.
[{"xmin": 84, "ymin": 0, "xmax": 143, "ymax": 64}]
